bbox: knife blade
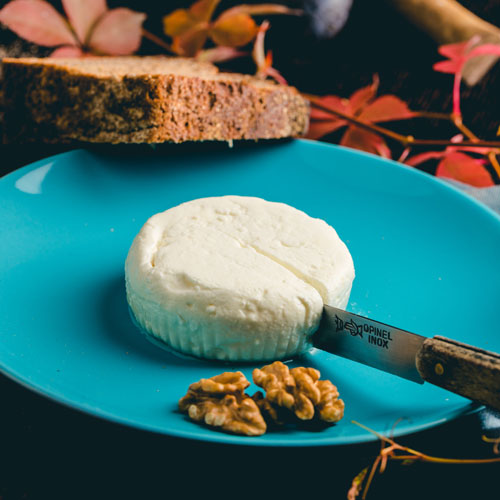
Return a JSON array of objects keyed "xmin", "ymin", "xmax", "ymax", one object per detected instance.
[{"xmin": 312, "ymin": 305, "xmax": 500, "ymax": 411}]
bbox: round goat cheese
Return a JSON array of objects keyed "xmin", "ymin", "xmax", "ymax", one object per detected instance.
[{"xmin": 125, "ymin": 196, "xmax": 355, "ymax": 361}]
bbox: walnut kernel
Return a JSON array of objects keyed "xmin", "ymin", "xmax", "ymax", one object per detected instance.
[
  {"xmin": 253, "ymin": 361, "xmax": 344, "ymax": 423},
  {"xmin": 178, "ymin": 371, "xmax": 267, "ymax": 436}
]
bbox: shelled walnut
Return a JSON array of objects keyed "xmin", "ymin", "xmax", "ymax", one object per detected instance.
[
  {"xmin": 178, "ymin": 371, "xmax": 267, "ymax": 436},
  {"xmin": 253, "ymin": 361, "xmax": 345, "ymax": 423},
  {"xmin": 251, "ymin": 390, "xmax": 287, "ymax": 427},
  {"xmin": 178, "ymin": 363, "xmax": 344, "ymax": 436}
]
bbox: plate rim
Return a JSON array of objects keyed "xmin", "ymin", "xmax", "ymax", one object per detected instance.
[
  {"xmin": 0, "ymin": 139, "xmax": 495, "ymax": 446},
  {"xmin": 0, "ymin": 361, "xmax": 480, "ymax": 447},
  {"xmin": 4, "ymin": 139, "xmax": 500, "ymax": 225}
]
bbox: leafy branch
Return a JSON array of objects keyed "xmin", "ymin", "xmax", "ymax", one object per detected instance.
[
  {"xmin": 306, "ymin": 38, "xmax": 500, "ymax": 187},
  {"xmin": 0, "ymin": 0, "xmax": 146, "ymax": 57},
  {"xmin": 0, "ymin": 0, "xmax": 296, "ymax": 81},
  {"xmin": 1, "ymin": 0, "xmax": 500, "ymax": 186},
  {"xmin": 348, "ymin": 420, "xmax": 500, "ymax": 500},
  {"xmin": 305, "ymin": 94, "xmax": 500, "ymax": 150},
  {"xmin": 161, "ymin": 0, "xmax": 300, "ymax": 71}
]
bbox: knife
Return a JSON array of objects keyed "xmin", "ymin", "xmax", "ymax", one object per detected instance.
[{"xmin": 312, "ymin": 305, "xmax": 500, "ymax": 411}]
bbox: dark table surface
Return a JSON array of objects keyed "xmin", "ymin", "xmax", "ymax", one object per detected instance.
[{"xmin": 1, "ymin": 1, "xmax": 500, "ymax": 499}]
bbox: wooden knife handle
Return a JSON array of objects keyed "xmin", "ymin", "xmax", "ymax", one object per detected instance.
[{"xmin": 416, "ymin": 336, "xmax": 500, "ymax": 411}]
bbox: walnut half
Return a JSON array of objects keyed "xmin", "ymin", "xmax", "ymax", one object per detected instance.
[
  {"xmin": 252, "ymin": 361, "xmax": 345, "ymax": 423},
  {"xmin": 178, "ymin": 371, "xmax": 267, "ymax": 436}
]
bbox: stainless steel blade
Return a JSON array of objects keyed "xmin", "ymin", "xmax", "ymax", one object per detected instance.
[{"xmin": 312, "ymin": 305, "xmax": 426, "ymax": 383}]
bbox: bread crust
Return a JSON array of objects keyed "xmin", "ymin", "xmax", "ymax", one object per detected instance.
[{"xmin": 1, "ymin": 56, "xmax": 309, "ymax": 144}]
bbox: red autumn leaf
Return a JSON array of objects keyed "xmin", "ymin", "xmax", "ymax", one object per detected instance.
[
  {"xmin": 432, "ymin": 38, "xmax": 500, "ymax": 74},
  {"xmin": 436, "ymin": 151, "xmax": 494, "ymax": 187},
  {"xmin": 435, "ymin": 39, "xmax": 472, "ymax": 70},
  {"xmin": 0, "ymin": 0, "xmax": 76, "ymax": 47},
  {"xmin": 432, "ymin": 37, "xmax": 500, "ymax": 115},
  {"xmin": 341, "ymin": 126, "xmax": 391, "ymax": 158},
  {"xmin": 307, "ymin": 76, "xmax": 414, "ymax": 160},
  {"xmin": 50, "ymin": 45, "xmax": 85, "ymax": 57},
  {"xmin": 405, "ymin": 138, "xmax": 496, "ymax": 188},
  {"xmin": 307, "ymin": 120, "xmax": 347, "ymax": 141},
  {"xmin": 432, "ymin": 38, "xmax": 500, "ymax": 76},
  {"xmin": 349, "ymin": 76, "xmax": 379, "ymax": 115},
  {"xmin": 210, "ymin": 13, "xmax": 257, "ymax": 47},
  {"xmin": 309, "ymin": 96, "xmax": 349, "ymax": 121},
  {"xmin": 359, "ymin": 95, "xmax": 414, "ymax": 123},
  {"xmin": 62, "ymin": 0, "xmax": 106, "ymax": 45},
  {"xmin": 88, "ymin": 8, "xmax": 145, "ymax": 55},
  {"xmin": 433, "ymin": 59, "xmax": 460, "ymax": 74},
  {"xmin": 307, "ymin": 96, "xmax": 348, "ymax": 140},
  {"xmin": 433, "ymin": 38, "xmax": 479, "ymax": 115}
]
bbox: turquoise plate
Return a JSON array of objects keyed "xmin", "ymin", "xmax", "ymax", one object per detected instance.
[{"xmin": 1, "ymin": 139, "xmax": 499, "ymax": 447}]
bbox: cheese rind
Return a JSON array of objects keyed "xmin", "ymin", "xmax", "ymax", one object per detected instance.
[{"xmin": 125, "ymin": 196, "xmax": 354, "ymax": 361}]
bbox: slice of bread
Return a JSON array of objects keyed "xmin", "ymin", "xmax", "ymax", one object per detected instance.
[{"xmin": 1, "ymin": 56, "xmax": 309, "ymax": 144}]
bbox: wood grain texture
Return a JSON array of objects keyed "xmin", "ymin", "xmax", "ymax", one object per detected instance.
[{"xmin": 416, "ymin": 336, "xmax": 500, "ymax": 411}]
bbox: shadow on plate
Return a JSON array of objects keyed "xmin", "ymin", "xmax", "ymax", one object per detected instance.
[{"xmin": 79, "ymin": 138, "xmax": 294, "ymax": 179}]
